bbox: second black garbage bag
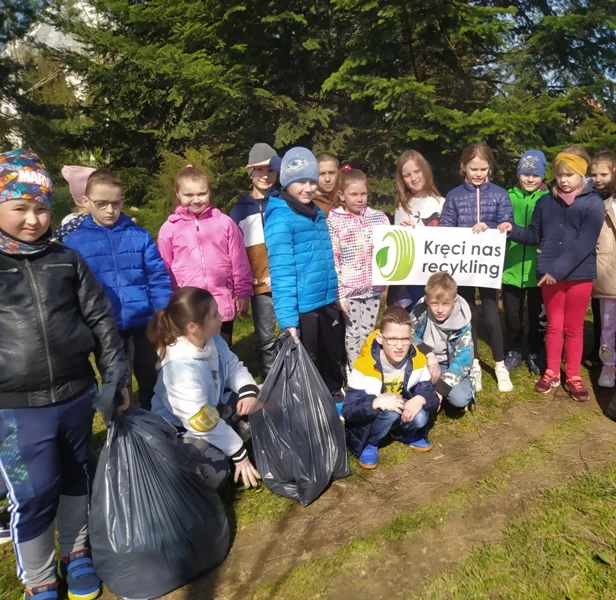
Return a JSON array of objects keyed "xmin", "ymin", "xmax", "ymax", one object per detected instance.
[{"xmin": 249, "ymin": 335, "xmax": 351, "ymax": 506}]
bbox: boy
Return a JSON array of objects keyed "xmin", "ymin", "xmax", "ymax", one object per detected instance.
[
  {"xmin": 343, "ymin": 306, "xmax": 439, "ymax": 469},
  {"xmin": 63, "ymin": 169, "xmax": 172, "ymax": 410},
  {"xmin": 230, "ymin": 143, "xmax": 280, "ymax": 379},
  {"xmin": 501, "ymin": 150, "xmax": 549, "ymax": 375},
  {"xmin": 0, "ymin": 150, "xmax": 126, "ymax": 600},
  {"xmin": 313, "ymin": 152, "xmax": 339, "ymax": 216},
  {"xmin": 410, "ymin": 273, "xmax": 475, "ymax": 410}
]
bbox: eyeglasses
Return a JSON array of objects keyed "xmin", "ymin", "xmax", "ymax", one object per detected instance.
[
  {"xmin": 381, "ymin": 336, "xmax": 412, "ymax": 347},
  {"xmin": 90, "ymin": 199, "xmax": 124, "ymax": 210}
]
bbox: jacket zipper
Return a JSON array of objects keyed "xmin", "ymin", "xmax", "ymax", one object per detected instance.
[
  {"xmin": 520, "ymin": 203, "xmax": 528, "ymax": 287},
  {"xmin": 107, "ymin": 228, "xmax": 122, "ymax": 325},
  {"xmin": 258, "ymin": 199, "xmax": 265, "ymax": 228},
  {"xmin": 476, "ymin": 186, "xmax": 481, "ymax": 224},
  {"xmin": 195, "ymin": 219, "xmax": 207, "ymax": 287},
  {"xmin": 24, "ymin": 260, "xmax": 56, "ymax": 402}
]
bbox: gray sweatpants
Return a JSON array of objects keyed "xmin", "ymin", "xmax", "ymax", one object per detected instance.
[{"xmin": 344, "ymin": 296, "xmax": 381, "ymax": 368}]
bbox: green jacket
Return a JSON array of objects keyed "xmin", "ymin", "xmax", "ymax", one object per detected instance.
[{"xmin": 502, "ymin": 187, "xmax": 548, "ymax": 288}]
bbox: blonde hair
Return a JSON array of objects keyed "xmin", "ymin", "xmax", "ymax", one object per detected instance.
[
  {"xmin": 316, "ymin": 152, "xmax": 339, "ymax": 167},
  {"xmin": 395, "ymin": 150, "xmax": 441, "ymax": 209},
  {"xmin": 590, "ymin": 150, "xmax": 616, "ymax": 196},
  {"xmin": 424, "ymin": 272, "xmax": 457, "ymax": 301},
  {"xmin": 174, "ymin": 165, "xmax": 210, "ymax": 204},
  {"xmin": 336, "ymin": 168, "xmax": 368, "ymax": 208},
  {"xmin": 85, "ymin": 169, "xmax": 122, "ymax": 196},
  {"xmin": 459, "ymin": 142, "xmax": 495, "ymax": 176}
]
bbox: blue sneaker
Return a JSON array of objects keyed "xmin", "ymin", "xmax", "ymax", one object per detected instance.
[
  {"xmin": 526, "ymin": 352, "xmax": 544, "ymax": 376},
  {"xmin": 58, "ymin": 549, "xmax": 101, "ymax": 600},
  {"xmin": 401, "ymin": 432, "xmax": 433, "ymax": 452},
  {"xmin": 24, "ymin": 582, "xmax": 58, "ymax": 600},
  {"xmin": 359, "ymin": 443, "xmax": 379, "ymax": 469},
  {"xmin": 504, "ymin": 349, "xmax": 523, "ymax": 371}
]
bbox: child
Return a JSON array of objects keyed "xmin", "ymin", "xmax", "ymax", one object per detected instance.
[
  {"xmin": 591, "ymin": 152, "xmax": 616, "ymax": 387},
  {"xmin": 499, "ymin": 146, "xmax": 604, "ymax": 402},
  {"xmin": 313, "ymin": 152, "xmax": 339, "ymax": 216},
  {"xmin": 264, "ymin": 147, "xmax": 345, "ymax": 399},
  {"xmin": 327, "ymin": 168, "xmax": 389, "ymax": 367},
  {"xmin": 440, "ymin": 141, "xmax": 514, "ymax": 393},
  {"xmin": 149, "ymin": 286, "xmax": 261, "ymax": 489},
  {"xmin": 0, "ymin": 150, "xmax": 126, "ymax": 600},
  {"xmin": 342, "ymin": 306, "xmax": 439, "ymax": 469},
  {"xmin": 502, "ymin": 150, "xmax": 549, "ymax": 375},
  {"xmin": 389, "ymin": 150, "xmax": 444, "ymax": 309},
  {"xmin": 63, "ymin": 169, "xmax": 172, "ymax": 411},
  {"xmin": 410, "ymin": 273, "xmax": 474, "ymax": 410},
  {"xmin": 230, "ymin": 143, "xmax": 280, "ymax": 379},
  {"xmin": 158, "ymin": 165, "xmax": 253, "ymax": 348},
  {"xmin": 59, "ymin": 165, "xmax": 96, "ymax": 226},
  {"xmin": 586, "ymin": 150, "xmax": 616, "ymax": 370}
]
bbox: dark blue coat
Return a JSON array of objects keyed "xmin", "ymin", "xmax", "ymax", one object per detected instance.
[
  {"xmin": 63, "ymin": 214, "xmax": 172, "ymax": 330},
  {"xmin": 509, "ymin": 180, "xmax": 604, "ymax": 282},
  {"xmin": 440, "ymin": 180, "xmax": 513, "ymax": 229}
]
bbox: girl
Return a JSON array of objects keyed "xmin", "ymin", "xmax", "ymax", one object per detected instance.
[
  {"xmin": 313, "ymin": 152, "xmax": 339, "ymax": 216},
  {"xmin": 590, "ymin": 152, "xmax": 616, "ymax": 387},
  {"xmin": 440, "ymin": 141, "xmax": 514, "ymax": 392},
  {"xmin": 499, "ymin": 146, "xmax": 604, "ymax": 402},
  {"xmin": 149, "ymin": 286, "xmax": 261, "ymax": 489},
  {"xmin": 327, "ymin": 168, "xmax": 390, "ymax": 367},
  {"xmin": 389, "ymin": 150, "xmax": 444, "ymax": 309},
  {"xmin": 158, "ymin": 165, "xmax": 253, "ymax": 348}
]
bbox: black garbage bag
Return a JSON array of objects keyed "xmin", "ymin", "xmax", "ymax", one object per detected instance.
[
  {"xmin": 249, "ymin": 335, "xmax": 351, "ymax": 506},
  {"xmin": 89, "ymin": 407, "xmax": 230, "ymax": 599}
]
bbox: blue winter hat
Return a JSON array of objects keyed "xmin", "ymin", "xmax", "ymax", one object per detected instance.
[
  {"xmin": 516, "ymin": 150, "xmax": 546, "ymax": 179},
  {"xmin": 280, "ymin": 147, "xmax": 319, "ymax": 188}
]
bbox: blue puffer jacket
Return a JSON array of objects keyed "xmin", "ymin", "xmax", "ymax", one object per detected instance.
[
  {"xmin": 509, "ymin": 179, "xmax": 604, "ymax": 282},
  {"xmin": 63, "ymin": 213, "xmax": 172, "ymax": 330},
  {"xmin": 264, "ymin": 194, "xmax": 338, "ymax": 329},
  {"xmin": 440, "ymin": 180, "xmax": 513, "ymax": 229}
]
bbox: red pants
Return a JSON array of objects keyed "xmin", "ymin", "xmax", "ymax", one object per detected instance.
[{"xmin": 542, "ymin": 280, "xmax": 593, "ymax": 378}]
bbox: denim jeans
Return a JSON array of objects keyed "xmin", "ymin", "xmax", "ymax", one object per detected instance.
[
  {"xmin": 367, "ymin": 408, "xmax": 429, "ymax": 446},
  {"xmin": 439, "ymin": 364, "xmax": 474, "ymax": 408},
  {"xmin": 251, "ymin": 293, "xmax": 278, "ymax": 379}
]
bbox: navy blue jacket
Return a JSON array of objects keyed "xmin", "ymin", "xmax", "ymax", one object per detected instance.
[
  {"xmin": 509, "ymin": 180, "xmax": 604, "ymax": 282},
  {"xmin": 63, "ymin": 214, "xmax": 173, "ymax": 330},
  {"xmin": 440, "ymin": 180, "xmax": 513, "ymax": 228}
]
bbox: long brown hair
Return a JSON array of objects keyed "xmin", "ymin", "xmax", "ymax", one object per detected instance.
[
  {"xmin": 459, "ymin": 142, "xmax": 494, "ymax": 176},
  {"xmin": 395, "ymin": 150, "xmax": 441, "ymax": 210},
  {"xmin": 147, "ymin": 287, "xmax": 217, "ymax": 357},
  {"xmin": 335, "ymin": 168, "xmax": 368, "ymax": 208}
]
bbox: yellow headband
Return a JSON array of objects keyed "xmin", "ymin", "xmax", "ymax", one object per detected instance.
[{"xmin": 554, "ymin": 152, "xmax": 588, "ymax": 177}]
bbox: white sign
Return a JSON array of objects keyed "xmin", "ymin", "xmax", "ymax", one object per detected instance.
[{"xmin": 372, "ymin": 226, "xmax": 507, "ymax": 289}]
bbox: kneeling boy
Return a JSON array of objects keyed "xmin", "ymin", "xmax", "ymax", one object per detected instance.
[
  {"xmin": 342, "ymin": 306, "xmax": 439, "ymax": 469},
  {"xmin": 410, "ymin": 272, "xmax": 475, "ymax": 410}
]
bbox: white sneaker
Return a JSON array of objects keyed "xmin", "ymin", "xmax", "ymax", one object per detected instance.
[
  {"xmin": 470, "ymin": 360, "xmax": 482, "ymax": 392},
  {"xmin": 495, "ymin": 362, "xmax": 513, "ymax": 392},
  {"xmin": 598, "ymin": 365, "xmax": 616, "ymax": 388}
]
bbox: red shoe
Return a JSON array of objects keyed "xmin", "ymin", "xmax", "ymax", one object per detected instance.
[
  {"xmin": 535, "ymin": 370, "xmax": 560, "ymax": 394},
  {"xmin": 565, "ymin": 377, "xmax": 589, "ymax": 402}
]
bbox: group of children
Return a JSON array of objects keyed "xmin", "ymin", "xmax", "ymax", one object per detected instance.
[{"xmin": 0, "ymin": 137, "xmax": 614, "ymax": 600}]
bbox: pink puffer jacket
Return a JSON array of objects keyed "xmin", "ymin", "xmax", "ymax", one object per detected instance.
[{"xmin": 158, "ymin": 205, "xmax": 254, "ymax": 322}]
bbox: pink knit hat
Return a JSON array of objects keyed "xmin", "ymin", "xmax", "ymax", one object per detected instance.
[{"xmin": 61, "ymin": 165, "xmax": 97, "ymax": 207}]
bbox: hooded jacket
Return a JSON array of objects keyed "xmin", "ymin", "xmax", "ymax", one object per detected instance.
[
  {"xmin": 158, "ymin": 205, "xmax": 254, "ymax": 322},
  {"xmin": 264, "ymin": 193, "xmax": 338, "ymax": 329},
  {"xmin": 593, "ymin": 196, "xmax": 616, "ymax": 299},
  {"xmin": 440, "ymin": 180, "xmax": 513, "ymax": 229},
  {"xmin": 63, "ymin": 213, "xmax": 172, "ymax": 330},
  {"xmin": 151, "ymin": 335, "xmax": 259, "ymax": 458},
  {"xmin": 342, "ymin": 332, "xmax": 439, "ymax": 457},
  {"xmin": 410, "ymin": 295, "xmax": 474, "ymax": 398},
  {"xmin": 502, "ymin": 187, "xmax": 548, "ymax": 288},
  {"xmin": 509, "ymin": 180, "xmax": 604, "ymax": 282},
  {"xmin": 327, "ymin": 205, "xmax": 390, "ymax": 299}
]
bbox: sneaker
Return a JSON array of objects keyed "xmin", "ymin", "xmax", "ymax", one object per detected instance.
[
  {"xmin": 504, "ymin": 349, "xmax": 523, "ymax": 371},
  {"xmin": 470, "ymin": 360, "xmax": 482, "ymax": 392},
  {"xmin": 401, "ymin": 432, "xmax": 433, "ymax": 452},
  {"xmin": 526, "ymin": 352, "xmax": 544, "ymax": 376},
  {"xmin": 495, "ymin": 362, "xmax": 513, "ymax": 392},
  {"xmin": 358, "ymin": 444, "xmax": 379, "ymax": 469},
  {"xmin": 57, "ymin": 549, "xmax": 101, "ymax": 600},
  {"xmin": 535, "ymin": 370, "xmax": 560, "ymax": 393},
  {"xmin": 598, "ymin": 365, "xmax": 616, "ymax": 389},
  {"xmin": 24, "ymin": 582, "xmax": 58, "ymax": 600},
  {"xmin": 565, "ymin": 377, "xmax": 590, "ymax": 402}
]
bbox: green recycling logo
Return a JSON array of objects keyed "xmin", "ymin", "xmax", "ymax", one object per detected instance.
[{"xmin": 375, "ymin": 229, "xmax": 415, "ymax": 282}]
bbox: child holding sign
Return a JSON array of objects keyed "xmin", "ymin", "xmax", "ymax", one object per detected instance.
[
  {"xmin": 440, "ymin": 142, "xmax": 514, "ymax": 393},
  {"xmin": 499, "ymin": 146, "xmax": 604, "ymax": 402}
]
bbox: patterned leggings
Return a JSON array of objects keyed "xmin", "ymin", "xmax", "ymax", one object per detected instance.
[
  {"xmin": 344, "ymin": 296, "xmax": 381, "ymax": 368},
  {"xmin": 600, "ymin": 299, "xmax": 616, "ymax": 366}
]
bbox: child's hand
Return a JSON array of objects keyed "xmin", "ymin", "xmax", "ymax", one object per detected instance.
[
  {"xmin": 236, "ymin": 298, "xmax": 250, "ymax": 318},
  {"xmin": 119, "ymin": 388, "xmax": 131, "ymax": 412},
  {"xmin": 373, "ymin": 392, "xmax": 404, "ymax": 414},
  {"xmin": 287, "ymin": 327, "xmax": 299, "ymax": 341},
  {"xmin": 245, "ymin": 159, "xmax": 271, "ymax": 169},
  {"xmin": 400, "ymin": 218, "xmax": 415, "ymax": 227},
  {"xmin": 427, "ymin": 359, "xmax": 441, "ymax": 384},
  {"xmin": 402, "ymin": 395, "xmax": 426, "ymax": 423},
  {"xmin": 234, "ymin": 458, "xmax": 262, "ymax": 488},
  {"xmin": 498, "ymin": 222, "xmax": 512, "ymax": 233},
  {"xmin": 538, "ymin": 273, "xmax": 557, "ymax": 286},
  {"xmin": 472, "ymin": 222, "xmax": 489, "ymax": 233},
  {"xmin": 237, "ymin": 394, "xmax": 258, "ymax": 416},
  {"xmin": 339, "ymin": 298, "xmax": 351, "ymax": 314}
]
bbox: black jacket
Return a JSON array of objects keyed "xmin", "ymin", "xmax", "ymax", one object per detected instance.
[{"xmin": 0, "ymin": 242, "xmax": 125, "ymax": 409}]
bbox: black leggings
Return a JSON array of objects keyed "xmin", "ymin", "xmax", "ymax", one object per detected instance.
[{"xmin": 458, "ymin": 287, "xmax": 505, "ymax": 363}]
